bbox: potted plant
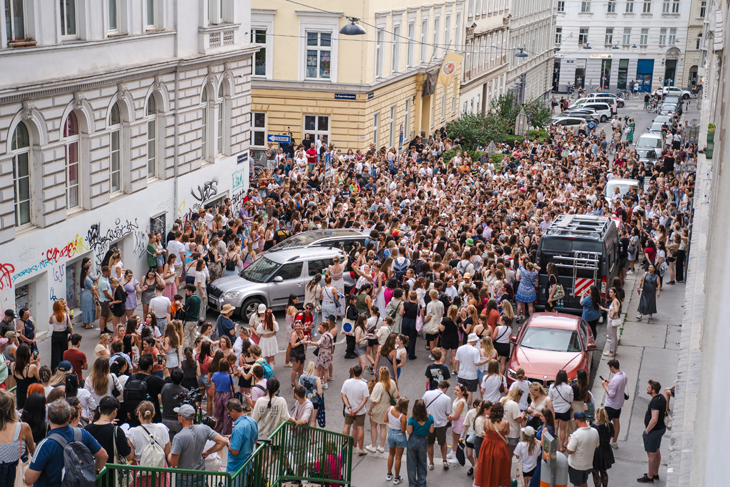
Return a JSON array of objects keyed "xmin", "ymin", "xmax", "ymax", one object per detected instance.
[
  {"xmin": 708, "ymin": 123, "xmax": 716, "ymax": 132},
  {"xmin": 707, "ymin": 123, "xmax": 716, "ymax": 159}
]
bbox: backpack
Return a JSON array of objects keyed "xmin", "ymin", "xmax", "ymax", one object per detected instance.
[
  {"xmin": 225, "ymin": 256, "xmax": 237, "ymax": 271},
  {"xmin": 138, "ymin": 425, "xmax": 166, "ymax": 473},
  {"xmin": 392, "ymin": 257, "xmax": 410, "ymax": 282},
  {"xmin": 123, "ymin": 374, "xmax": 151, "ymax": 413},
  {"xmin": 47, "ymin": 428, "xmax": 96, "ymax": 487},
  {"xmin": 255, "ymin": 359, "xmax": 274, "ymax": 379}
]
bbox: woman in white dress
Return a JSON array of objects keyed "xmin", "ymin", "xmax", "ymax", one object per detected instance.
[
  {"xmin": 373, "ymin": 261, "xmax": 386, "ymax": 313},
  {"xmin": 256, "ymin": 309, "xmax": 280, "ymax": 365},
  {"xmin": 327, "ymin": 255, "xmax": 348, "ymax": 316},
  {"xmin": 320, "ymin": 275, "xmax": 339, "ymax": 322}
]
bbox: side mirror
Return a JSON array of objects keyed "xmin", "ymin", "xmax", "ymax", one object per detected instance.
[
  {"xmin": 586, "ymin": 343, "xmax": 597, "ymax": 351},
  {"xmin": 273, "ymin": 276, "xmax": 284, "ymax": 283},
  {"xmin": 510, "ymin": 335, "xmax": 518, "ymax": 344}
]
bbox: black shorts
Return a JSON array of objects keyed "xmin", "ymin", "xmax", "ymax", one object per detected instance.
[
  {"xmin": 524, "ymin": 466, "xmax": 537, "ymax": 478},
  {"xmin": 459, "ymin": 377, "xmax": 479, "ymax": 393},
  {"xmin": 425, "ymin": 333, "xmax": 439, "ymax": 343},
  {"xmin": 568, "ymin": 467, "xmax": 592, "ymax": 487},
  {"xmin": 643, "ymin": 427, "xmax": 666, "ymax": 453},
  {"xmin": 367, "ymin": 338, "xmax": 379, "ymax": 347},
  {"xmin": 494, "ymin": 342, "xmax": 510, "ymax": 358},
  {"xmin": 555, "ymin": 410, "xmax": 571, "ymax": 422},
  {"xmin": 605, "ymin": 406, "xmax": 622, "ymax": 420}
]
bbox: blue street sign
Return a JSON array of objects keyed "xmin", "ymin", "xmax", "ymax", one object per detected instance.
[
  {"xmin": 267, "ymin": 134, "xmax": 291, "ymax": 144},
  {"xmin": 334, "ymin": 93, "xmax": 356, "ymax": 100}
]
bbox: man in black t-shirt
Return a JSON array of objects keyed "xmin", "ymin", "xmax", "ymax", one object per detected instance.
[
  {"xmin": 424, "ymin": 348, "xmax": 451, "ymax": 390},
  {"xmin": 638, "ymin": 380, "xmax": 667, "ymax": 483},
  {"xmin": 127, "ymin": 353, "xmax": 166, "ymax": 426}
]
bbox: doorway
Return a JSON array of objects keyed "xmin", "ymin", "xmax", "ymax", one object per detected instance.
[
  {"xmin": 420, "ymin": 96, "xmax": 431, "ymax": 137},
  {"xmin": 553, "ymin": 59, "xmax": 561, "ymax": 92},
  {"xmin": 574, "ymin": 59, "xmax": 587, "ymax": 89},
  {"xmin": 663, "ymin": 59, "xmax": 677, "ymax": 86}
]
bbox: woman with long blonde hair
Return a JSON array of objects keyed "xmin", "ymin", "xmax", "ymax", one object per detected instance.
[
  {"xmin": 83, "ymin": 356, "xmax": 122, "ymax": 407},
  {"xmin": 477, "ymin": 336, "xmax": 497, "ymax": 383},
  {"xmin": 367, "ymin": 366, "xmax": 399, "ymax": 453}
]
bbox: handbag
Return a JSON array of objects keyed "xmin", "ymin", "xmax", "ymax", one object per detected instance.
[
  {"xmin": 317, "ymin": 395, "xmax": 326, "ymax": 428},
  {"xmin": 455, "ymin": 440, "xmax": 466, "ymax": 466},
  {"xmin": 14, "ymin": 438, "xmax": 29, "ymax": 487},
  {"xmin": 94, "ymin": 301, "xmax": 101, "ymax": 320},
  {"xmin": 553, "ymin": 283, "xmax": 566, "ymax": 300},
  {"xmin": 415, "ymin": 304, "xmax": 424, "ymax": 333},
  {"xmin": 229, "ymin": 373, "xmax": 243, "ymax": 403}
]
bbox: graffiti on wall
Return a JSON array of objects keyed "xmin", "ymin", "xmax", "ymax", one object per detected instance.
[
  {"xmin": 86, "ymin": 218, "xmax": 146, "ymax": 265},
  {"xmin": 232, "ymin": 169, "xmax": 246, "ymax": 193},
  {"xmin": 44, "ymin": 234, "xmax": 88, "ymax": 264},
  {"xmin": 190, "ymin": 178, "xmax": 218, "ymax": 203},
  {"xmin": 231, "ymin": 189, "xmax": 246, "ymax": 210}
]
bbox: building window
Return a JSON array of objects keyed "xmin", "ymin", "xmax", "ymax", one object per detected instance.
[
  {"xmin": 108, "ymin": 0, "xmax": 119, "ymax": 32},
  {"xmin": 441, "ymin": 92, "xmax": 446, "ymax": 119},
  {"xmin": 373, "ymin": 112, "xmax": 379, "ymax": 145},
  {"xmin": 216, "ymin": 83, "xmax": 224, "ymax": 155},
  {"xmin": 306, "ymin": 32, "xmax": 331, "ymax": 79},
  {"xmin": 700, "ymin": 1, "xmax": 706, "ymax": 18},
  {"xmin": 555, "ymin": 27, "xmax": 562, "ymax": 44},
  {"xmin": 581, "ymin": 1, "xmax": 591, "ymax": 13},
  {"xmin": 432, "ymin": 17, "xmax": 440, "ymax": 57},
  {"xmin": 672, "ymin": 0, "xmax": 679, "ymax": 13},
  {"xmin": 375, "ymin": 29, "xmax": 384, "ymax": 78},
  {"xmin": 389, "ymin": 105, "xmax": 396, "ymax": 148},
  {"xmin": 109, "ymin": 102, "xmax": 121, "ymax": 193},
  {"xmin": 476, "ymin": 0, "xmax": 481, "ymax": 15},
  {"xmin": 662, "ymin": 0, "xmax": 670, "ymax": 13},
  {"xmin": 640, "ymin": 28, "xmax": 649, "ymax": 45},
  {"xmin": 557, "ymin": 1, "xmax": 564, "ymax": 12},
  {"xmin": 407, "ymin": 22, "xmax": 415, "ymax": 67},
  {"xmin": 146, "ymin": 96, "xmax": 157, "ymax": 179},
  {"xmin": 251, "ymin": 29, "xmax": 267, "ymax": 76},
  {"xmin": 420, "ymin": 18, "xmax": 428, "ymax": 62},
  {"xmin": 451, "ymin": 94, "xmax": 455, "ymax": 114},
  {"xmin": 605, "ymin": 28, "xmax": 613, "ymax": 45},
  {"xmin": 475, "ymin": 93, "xmax": 480, "ymax": 114},
  {"xmin": 659, "ymin": 27, "xmax": 666, "ymax": 45},
  {"xmin": 623, "ymin": 27, "xmax": 631, "ymax": 45},
  {"xmin": 251, "ymin": 113, "xmax": 266, "ymax": 147},
  {"xmin": 465, "ymin": 41, "xmax": 471, "ymax": 76},
  {"xmin": 668, "ymin": 27, "xmax": 676, "ymax": 44},
  {"xmin": 146, "ymin": 0, "xmax": 155, "ymax": 27},
  {"xmin": 468, "ymin": 0, "xmax": 474, "ymax": 17},
  {"xmin": 11, "ymin": 122, "xmax": 30, "ymax": 227},
  {"xmin": 303, "ymin": 115, "xmax": 329, "ymax": 145},
  {"xmin": 5, "ymin": 0, "xmax": 25, "ymax": 41},
  {"xmin": 60, "ymin": 0, "xmax": 77, "ymax": 37},
  {"xmin": 201, "ymin": 86, "xmax": 209, "ymax": 159},
  {"xmin": 444, "ymin": 14, "xmax": 451, "ymax": 49},
  {"xmin": 455, "ymin": 11, "xmax": 461, "ymax": 46},
  {"xmin": 607, "ymin": 1, "xmax": 615, "ymax": 13},
  {"xmin": 626, "ymin": 0, "xmax": 634, "ymax": 13},
  {"xmin": 697, "ymin": 33, "xmax": 703, "ymax": 49},
  {"xmin": 63, "ymin": 112, "xmax": 80, "ymax": 209},
  {"xmin": 391, "ymin": 25, "xmax": 401, "ymax": 73},
  {"xmin": 643, "ymin": 0, "xmax": 651, "ymax": 13},
  {"xmin": 579, "ymin": 27, "xmax": 589, "ymax": 45},
  {"xmin": 404, "ymin": 99, "xmax": 410, "ymax": 138}
]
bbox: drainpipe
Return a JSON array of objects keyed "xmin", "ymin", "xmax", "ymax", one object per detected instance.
[{"xmin": 173, "ymin": 2, "xmax": 180, "ymax": 218}]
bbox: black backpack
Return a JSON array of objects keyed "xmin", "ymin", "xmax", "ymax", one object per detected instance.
[
  {"xmin": 123, "ymin": 374, "xmax": 151, "ymax": 412},
  {"xmin": 47, "ymin": 428, "xmax": 96, "ymax": 487}
]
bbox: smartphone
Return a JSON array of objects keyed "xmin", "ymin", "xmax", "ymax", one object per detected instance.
[
  {"xmin": 599, "ymin": 375, "xmax": 605, "ymax": 381},
  {"xmin": 32, "ymin": 350, "xmax": 39, "ymax": 359},
  {"xmin": 157, "ymin": 355, "xmax": 163, "ymax": 365}
]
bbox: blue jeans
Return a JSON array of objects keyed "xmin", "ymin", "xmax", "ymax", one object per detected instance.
[
  {"xmin": 406, "ymin": 434, "xmax": 428, "ymax": 487},
  {"xmin": 402, "ymin": 317, "xmax": 418, "ymax": 358}
]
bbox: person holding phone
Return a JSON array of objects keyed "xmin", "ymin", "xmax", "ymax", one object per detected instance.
[{"xmin": 601, "ymin": 359, "xmax": 627, "ymax": 449}]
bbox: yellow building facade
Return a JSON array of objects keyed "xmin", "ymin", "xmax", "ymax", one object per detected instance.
[{"xmin": 250, "ymin": 0, "xmax": 465, "ymax": 159}]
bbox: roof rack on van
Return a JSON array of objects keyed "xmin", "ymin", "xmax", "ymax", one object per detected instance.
[{"xmin": 545, "ymin": 214, "xmax": 612, "ymax": 239}]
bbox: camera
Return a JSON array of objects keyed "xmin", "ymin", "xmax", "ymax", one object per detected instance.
[{"xmin": 173, "ymin": 387, "xmax": 203, "ymax": 406}]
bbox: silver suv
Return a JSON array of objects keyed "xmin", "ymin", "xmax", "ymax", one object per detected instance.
[
  {"xmin": 208, "ymin": 247, "xmax": 347, "ymax": 319},
  {"xmin": 267, "ymin": 229, "xmax": 368, "ymax": 254}
]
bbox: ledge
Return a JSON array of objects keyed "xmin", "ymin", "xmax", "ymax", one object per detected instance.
[{"xmin": 198, "ymin": 23, "xmax": 241, "ymax": 34}]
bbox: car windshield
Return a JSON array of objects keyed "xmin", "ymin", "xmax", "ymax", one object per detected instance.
[
  {"xmin": 605, "ymin": 182, "xmax": 636, "ymax": 196},
  {"xmin": 649, "ymin": 123, "xmax": 663, "ymax": 131},
  {"xmin": 240, "ymin": 256, "xmax": 281, "ymax": 283},
  {"xmin": 637, "ymin": 137, "xmax": 663, "ymax": 149},
  {"xmin": 520, "ymin": 327, "xmax": 582, "ymax": 353},
  {"xmin": 661, "ymin": 104, "xmax": 677, "ymax": 111},
  {"xmin": 268, "ymin": 233, "xmax": 320, "ymax": 251}
]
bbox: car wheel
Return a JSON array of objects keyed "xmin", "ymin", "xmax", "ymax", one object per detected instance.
[
  {"xmin": 241, "ymin": 297, "xmax": 266, "ymax": 321},
  {"xmin": 618, "ymin": 102, "xmax": 624, "ymax": 108},
  {"xmin": 683, "ymin": 93, "xmax": 690, "ymax": 100},
  {"xmin": 600, "ymin": 115, "xmax": 607, "ymax": 123}
]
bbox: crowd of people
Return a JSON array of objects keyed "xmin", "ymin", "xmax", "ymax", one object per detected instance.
[{"xmin": 0, "ymin": 99, "xmax": 692, "ymax": 487}]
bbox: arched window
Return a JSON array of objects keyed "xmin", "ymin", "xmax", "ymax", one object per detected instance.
[
  {"xmin": 109, "ymin": 102, "xmax": 121, "ymax": 193},
  {"xmin": 63, "ymin": 112, "xmax": 80, "ymax": 210},
  {"xmin": 201, "ymin": 86, "xmax": 209, "ymax": 159},
  {"xmin": 146, "ymin": 96, "xmax": 157, "ymax": 179},
  {"xmin": 217, "ymin": 83, "xmax": 224, "ymax": 155},
  {"xmin": 11, "ymin": 122, "xmax": 30, "ymax": 227}
]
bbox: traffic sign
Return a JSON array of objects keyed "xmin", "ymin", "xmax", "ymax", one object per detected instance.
[{"xmin": 267, "ymin": 134, "xmax": 291, "ymax": 144}]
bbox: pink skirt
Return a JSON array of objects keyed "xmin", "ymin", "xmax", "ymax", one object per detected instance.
[
  {"xmin": 452, "ymin": 415, "xmax": 466, "ymax": 435},
  {"xmin": 164, "ymin": 282, "xmax": 177, "ymax": 301}
]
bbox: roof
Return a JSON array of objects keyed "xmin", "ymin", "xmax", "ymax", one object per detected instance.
[
  {"xmin": 265, "ymin": 247, "xmax": 344, "ymax": 264},
  {"xmin": 606, "ymin": 178, "xmax": 639, "ymax": 185},
  {"xmin": 544, "ymin": 214, "xmax": 614, "ymax": 239},
  {"xmin": 526, "ymin": 313, "xmax": 581, "ymax": 330}
]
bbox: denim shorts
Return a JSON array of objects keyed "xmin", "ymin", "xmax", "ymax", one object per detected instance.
[{"xmin": 387, "ymin": 428, "xmax": 408, "ymax": 449}]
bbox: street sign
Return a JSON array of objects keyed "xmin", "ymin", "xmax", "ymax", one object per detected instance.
[
  {"xmin": 334, "ymin": 93, "xmax": 356, "ymax": 100},
  {"xmin": 267, "ymin": 134, "xmax": 291, "ymax": 144}
]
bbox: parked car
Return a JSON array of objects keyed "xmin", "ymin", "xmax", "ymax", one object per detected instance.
[
  {"xmin": 635, "ymin": 133, "xmax": 665, "ymax": 170},
  {"xmin": 604, "ymin": 178, "xmax": 640, "ymax": 209},
  {"xmin": 653, "ymin": 115, "xmax": 673, "ymax": 125},
  {"xmin": 507, "ymin": 313, "xmax": 596, "ymax": 385},
  {"xmin": 551, "ymin": 117, "xmax": 586, "ymax": 127},
  {"xmin": 647, "ymin": 122, "xmax": 665, "ymax": 134},
  {"xmin": 660, "ymin": 103, "xmax": 679, "ymax": 116},
  {"xmin": 569, "ymin": 98, "xmax": 617, "ymax": 115},
  {"xmin": 267, "ymin": 229, "xmax": 367, "ymax": 254},
  {"xmin": 589, "ymin": 92, "xmax": 625, "ymax": 108},
  {"xmin": 661, "ymin": 86, "xmax": 692, "ymax": 99},
  {"xmin": 558, "ymin": 111, "xmax": 599, "ymax": 122},
  {"xmin": 207, "ymin": 247, "xmax": 348, "ymax": 319}
]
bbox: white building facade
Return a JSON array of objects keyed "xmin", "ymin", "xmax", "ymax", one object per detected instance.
[
  {"xmin": 460, "ymin": 0, "xmax": 510, "ymax": 113},
  {"xmin": 0, "ymin": 0, "xmax": 255, "ymax": 333},
  {"xmin": 682, "ymin": 0, "xmax": 709, "ymax": 89},
  {"xmin": 554, "ymin": 0, "xmax": 691, "ymax": 93},
  {"xmin": 506, "ymin": 0, "xmax": 556, "ymax": 104}
]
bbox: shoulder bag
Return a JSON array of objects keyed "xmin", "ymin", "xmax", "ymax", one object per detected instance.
[
  {"xmin": 415, "ymin": 304, "xmax": 424, "ymax": 333},
  {"xmin": 229, "ymin": 373, "xmax": 243, "ymax": 402}
]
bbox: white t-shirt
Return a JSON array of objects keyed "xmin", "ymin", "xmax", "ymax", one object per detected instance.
[
  {"xmin": 167, "ymin": 240, "xmax": 185, "ymax": 264},
  {"xmin": 502, "ymin": 399, "xmax": 522, "ymax": 439},
  {"xmin": 455, "ymin": 344, "xmax": 481, "ymax": 380},
  {"xmin": 127, "ymin": 423, "xmax": 171, "ymax": 463},
  {"xmin": 515, "ymin": 440, "xmax": 541, "ymax": 473},
  {"xmin": 549, "ymin": 383, "xmax": 574, "ymax": 414},
  {"xmin": 509, "ymin": 379, "xmax": 531, "ymax": 410},
  {"xmin": 252, "ymin": 395, "xmax": 290, "ymax": 439},
  {"xmin": 150, "ymin": 295, "xmax": 171, "ymax": 321},
  {"xmin": 481, "ymin": 374, "xmax": 504, "ymax": 404},
  {"xmin": 341, "ymin": 378, "xmax": 369, "ymax": 416},
  {"xmin": 566, "ymin": 426, "xmax": 600, "ymax": 471},
  {"xmin": 422, "ymin": 390, "xmax": 452, "ymax": 428}
]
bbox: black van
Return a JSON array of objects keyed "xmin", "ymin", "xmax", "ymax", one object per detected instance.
[{"xmin": 535, "ymin": 215, "xmax": 620, "ymax": 314}]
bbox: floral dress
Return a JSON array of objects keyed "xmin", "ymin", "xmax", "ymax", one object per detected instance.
[
  {"xmin": 315, "ymin": 331, "xmax": 334, "ymax": 370},
  {"xmin": 516, "ymin": 266, "xmax": 538, "ymax": 303}
]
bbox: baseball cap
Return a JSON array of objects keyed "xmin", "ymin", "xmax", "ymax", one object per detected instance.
[
  {"xmin": 521, "ymin": 426, "xmax": 536, "ymax": 437},
  {"xmin": 4, "ymin": 331, "xmax": 16, "ymax": 339},
  {"xmin": 467, "ymin": 333, "xmax": 479, "ymax": 343},
  {"xmin": 174, "ymin": 404, "xmax": 197, "ymax": 419},
  {"xmin": 258, "ymin": 303, "xmax": 266, "ymax": 314},
  {"xmin": 4, "ymin": 309, "xmax": 15, "ymax": 319},
  {"xmin": 573, "ymin": 411, "xmax": 587, "ymax": 421},
  {"xmin": 326, "ymin": 315, "xmax": 337, "ymax": 323},
  {"xmin": 57, "ymin": 361, "xmax": 73, "ymax": 372}
]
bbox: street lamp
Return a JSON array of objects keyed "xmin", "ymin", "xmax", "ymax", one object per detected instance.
[
  {"xmin": 612, "ymin": 44, "xmax": 620, "ymax": 50},
  {"xmin": 515, "ymin": 48, "xmax": 528, "ymax": 58},
  {"xmin": 339, "ymin": 17, "xmax": 366, "ymax": 35},
  {"xmin": 583, "ymin": 43, "xmax": 592, "ymax": 49}
]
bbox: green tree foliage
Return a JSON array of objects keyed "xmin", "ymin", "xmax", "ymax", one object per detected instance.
[{"xmin": 444, "ymin": 113, "xmax": 509, "ymax": 151}]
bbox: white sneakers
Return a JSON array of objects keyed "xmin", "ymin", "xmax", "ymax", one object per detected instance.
[
  {"xmin": 365, "ymin": 445, "xmax": 377, "ymax": 453},
  {"xmin": 376, "ymin": 446, "xmax": 385, "ymax": 453},
  {"xmin": 610, "ymin": 440, "xmax": 618, "ymax": 449}
]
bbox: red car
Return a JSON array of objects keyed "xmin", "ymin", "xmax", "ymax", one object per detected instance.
[{"xmin": 507, "ymin": 312, "xmax": 596, "ymax": 386}]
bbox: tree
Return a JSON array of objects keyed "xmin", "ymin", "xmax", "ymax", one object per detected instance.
[
  {"xmin": 524, "ymin": 98, "xmax": 552, "ymax": 131},
  {"xmin": 490, "ymin": 93, "xmax": 520, "ymax": 129},
  {"xmin": 444, "ymin": 113, "xmax": 509, "ymax": 151}
]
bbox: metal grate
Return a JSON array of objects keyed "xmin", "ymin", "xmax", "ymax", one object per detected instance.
[
  {"xmin": 223, "ymin": 29, "xmax": 234, "ymax": 45},
  {"xmin": 209, "ymin": 31, "xmax": 221, "ymax": 48}
]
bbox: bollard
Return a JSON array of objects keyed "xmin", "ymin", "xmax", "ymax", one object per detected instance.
[{"xmin": 539, "ymin": 451, "xmax": 569, "ymax": 487}]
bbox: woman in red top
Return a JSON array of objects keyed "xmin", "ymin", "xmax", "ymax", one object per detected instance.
[{"xmin": 644, "ymin": 239, "xmax": 657, "ymax": 269}]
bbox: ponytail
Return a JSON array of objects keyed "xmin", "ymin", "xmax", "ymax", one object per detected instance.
[{"xmin": 266, "ymin": 377, "xmax": 280, "ymax": 409}]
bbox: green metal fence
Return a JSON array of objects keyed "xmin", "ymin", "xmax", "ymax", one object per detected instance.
[{"xmin": 95, "ymin": 421, "xmax": 354, "ymax": 487}]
